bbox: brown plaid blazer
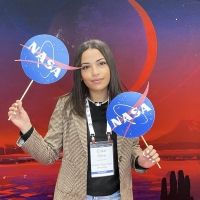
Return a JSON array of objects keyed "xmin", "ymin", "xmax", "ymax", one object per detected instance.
[{"xmin": 17, "ymin": 94, "xmax": 143, "ymax": 200}]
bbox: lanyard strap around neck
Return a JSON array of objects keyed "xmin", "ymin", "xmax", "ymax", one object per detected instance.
[{"xmin": 86, "ymin": 98, "xmax": 112, "ymax": 142}]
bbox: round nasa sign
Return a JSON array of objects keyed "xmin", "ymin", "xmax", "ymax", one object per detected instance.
[
  {"xmin": 20, "ymin": 34, "xmax": 69, "ymax": 84},
  {"xmin": 106, "ymin": 92, "xmax": 155, "ymax": 138}
]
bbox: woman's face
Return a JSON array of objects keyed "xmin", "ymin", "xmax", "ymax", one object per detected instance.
[{"xmin": 80, "ymin": 48, "xmax": 110, "ymax": 97}]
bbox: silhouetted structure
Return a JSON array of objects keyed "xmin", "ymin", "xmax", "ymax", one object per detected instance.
[{"xmin": 160, "ymin": 170, "xmax": 194, "ymax": 200}]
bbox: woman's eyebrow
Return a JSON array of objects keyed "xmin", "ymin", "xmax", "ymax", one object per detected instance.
[
  {"xmin": 96, "ymin": 58, "xmax": 105, "ymax": 62},
  {"xmin": 81, "ymin": 62, "xmax": 90, "ymax": 65},
  {"xmin": 81, "ymin": 58, "xmax": 105, "ymax": 65}
]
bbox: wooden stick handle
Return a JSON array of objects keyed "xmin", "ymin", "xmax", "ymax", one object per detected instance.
[
  {"xmin": 141, "ymin": 135, "xmax": 161, "ymax": 169},
  {"xmin": 19, "ymin": 80, "xmax": 34, "ymax": 101},
  {"xmin": 8, "ymin": 80, "xmax": 34, "ymax": 120}
]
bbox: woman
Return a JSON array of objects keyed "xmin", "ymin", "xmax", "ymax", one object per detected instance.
[{"xmin": 8, "ymin": 39, "xmax": 160, "ymax": 200}]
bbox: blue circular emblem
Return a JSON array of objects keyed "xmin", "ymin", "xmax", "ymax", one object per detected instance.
[
  {"xmin": 107, "ymin": 92, "xmax": 155, "ymax": 138},
  {"xmin": 20, "ymin": 34, "xmax": 69, "ymax": 84}
]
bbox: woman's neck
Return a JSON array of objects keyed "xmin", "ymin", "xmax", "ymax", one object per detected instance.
[{"xmin": 89, "ymin": 90, "xmax": 108, "ymax": 102}]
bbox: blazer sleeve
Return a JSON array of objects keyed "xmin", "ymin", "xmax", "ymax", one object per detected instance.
[
  {"xmin": 130, "ymin": 138, "xmax": 147, "ymax": 173},
  {"xmin": 16, "ymin": 96, "xmax": 66, "ymax": 165}
]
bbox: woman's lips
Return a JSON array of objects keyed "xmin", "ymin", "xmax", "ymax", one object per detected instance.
[{"xmin": 91, "ymin": 78, "xmax": 103, "ymax": 83}]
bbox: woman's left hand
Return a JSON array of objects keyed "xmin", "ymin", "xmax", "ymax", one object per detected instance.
[{"xmin": 137, "ymin": 145, "xmax": 160, "ymax": 169}]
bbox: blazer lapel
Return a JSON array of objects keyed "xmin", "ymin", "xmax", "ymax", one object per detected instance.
[
  {"xmin": 117, "ymin": 136, "xmax": 124, "ymax": 158},
  {"xmin": 73, "ymin": 114, "xmax": 88, "ymax": 155}
]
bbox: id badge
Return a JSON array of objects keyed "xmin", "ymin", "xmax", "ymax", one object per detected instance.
[{"xmin": 90, "ymin": 141, "xmax": 114, "ymax": 178}]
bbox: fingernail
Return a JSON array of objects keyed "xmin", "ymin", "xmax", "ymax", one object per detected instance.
[{"xmin": 146, "ymin": 150, "xmax": 149, "ymax": 154}]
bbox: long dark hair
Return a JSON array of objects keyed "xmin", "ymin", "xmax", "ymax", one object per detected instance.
[{"xmin": 66, "ymin": 39, "xmax": 123, "ymax": 117}]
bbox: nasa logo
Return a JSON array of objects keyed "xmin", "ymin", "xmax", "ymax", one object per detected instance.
[
  {"xmin": 20, "ymin": 34, "xmax": 69, "ymax": 84},
  {"xmin": 111, "ymin": 102, "xmax": 152, "ymax": 128},
  {"xmin": 106, "ymin": 92, "xmax": 155, "ymax": 138}
]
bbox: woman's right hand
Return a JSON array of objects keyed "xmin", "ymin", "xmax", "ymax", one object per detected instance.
[{"xmin": 8, "ymin": 100, "xmax": 32, "ymax": 134}]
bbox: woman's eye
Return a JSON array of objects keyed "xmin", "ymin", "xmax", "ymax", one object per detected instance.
[
  {"xmin": 81, "ymin": 65, "xmax": 89, "ymax": 70},
  {"xmin": 99, "ymin": 61, "xmax": 107, "ymax": 66}
]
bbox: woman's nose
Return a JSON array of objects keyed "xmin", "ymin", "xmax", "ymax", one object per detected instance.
[{"xmin": 91, "ymin": 65, "xmax": 100, "ymax": 76}]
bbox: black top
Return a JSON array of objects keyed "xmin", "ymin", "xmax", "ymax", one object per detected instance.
[{"xmin": 86, "ymin": 101, "xmax": 120, "ymax": 196}]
